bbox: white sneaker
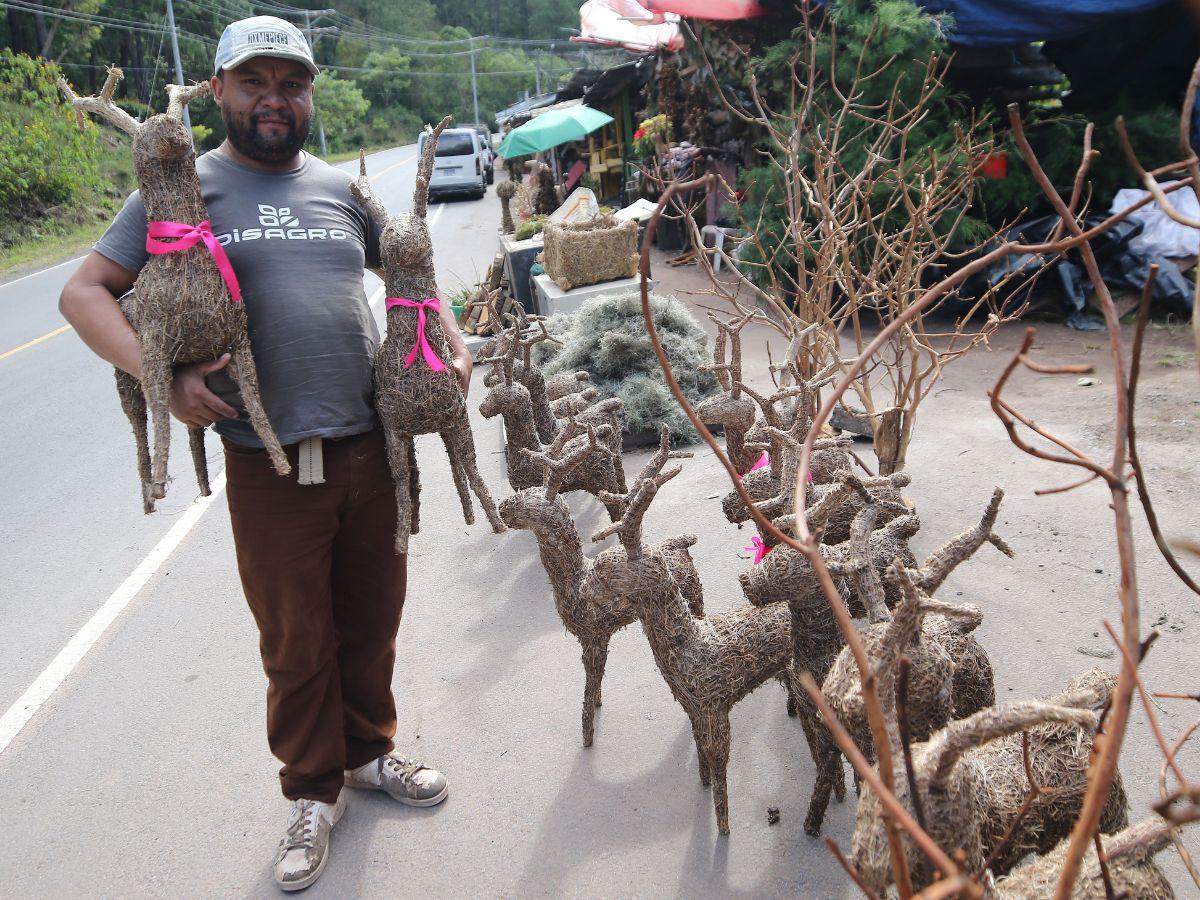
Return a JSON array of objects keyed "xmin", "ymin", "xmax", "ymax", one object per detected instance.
[
  {"xmin": 345, "ymin": 751, "xmax": 449, "ymax": 807},
  {"xmin": 272, "ymin": 793, "xmax": 346, "ymax": 892}
]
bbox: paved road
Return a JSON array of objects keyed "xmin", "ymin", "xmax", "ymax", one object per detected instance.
[{"xmin": 0, "ymin": 147, "xmax": 848, "ymax": 898}]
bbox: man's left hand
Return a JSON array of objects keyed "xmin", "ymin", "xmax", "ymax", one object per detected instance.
[{"xmin": 452, "ymin": 356, "xmax": 472, "ymax": 398}]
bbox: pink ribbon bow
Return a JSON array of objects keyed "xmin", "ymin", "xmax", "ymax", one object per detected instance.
[
  {"xmin": 145, "ymin": 219, "xmax": 242, "ymax": 303},
  {"xmin": 384, "ymin": 297, "xmax": 446, "ymax": 372},
  {"xmin": 744, "ymin": 536, "xmax": 771, "ymax": 566}
]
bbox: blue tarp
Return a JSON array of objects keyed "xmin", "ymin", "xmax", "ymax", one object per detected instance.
[{"xmin": 918, "ymin": 0, "xmax": 1174, "ymax": 47}]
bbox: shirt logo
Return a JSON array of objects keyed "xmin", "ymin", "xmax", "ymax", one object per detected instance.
[
  {"xmin": 258, "ymin": 204, "xmax": 299, "ymax": 228},
  {"xmin": 214, "ymin": 201, "xmax": 353, "ymax": 246}
]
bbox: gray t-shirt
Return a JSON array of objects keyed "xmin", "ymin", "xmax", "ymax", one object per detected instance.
[{"xmin": 95, "ymin": 149, "xmax": 384, "ymax": 447}]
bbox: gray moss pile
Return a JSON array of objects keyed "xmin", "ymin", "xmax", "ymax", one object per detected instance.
[{"xmin": 533, "ymin": 289, "xmax": 717, "ymax": 443}]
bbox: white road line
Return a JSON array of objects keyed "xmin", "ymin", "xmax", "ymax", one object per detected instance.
[
  {"xmin": 0, "ymin": 254, "xmax": 87, "ymax": 290},
  {"xmin": 0, "ymin": 472, "xmax": 228, "ymax": 757},
  {"xmin": 429, "ymin": 203, "xmax": 445, "ymax": 229}
]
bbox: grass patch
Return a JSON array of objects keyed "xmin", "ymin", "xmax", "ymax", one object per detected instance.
[{"xmin": 0, "ymin": 132, "xmax": 133, "ymax": 279}]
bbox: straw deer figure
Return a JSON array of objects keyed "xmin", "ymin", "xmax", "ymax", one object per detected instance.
[
  {"xmin": 498, "ymin": 424, "xmax": 703, "ymax": 746},
  {"xmin": 60, "ymin": 68, "xmax": 289, "ymax": 509},
  {"xmin": 987, "ymin": 817, "xmax": 1176, "ymax": 899},
  {"xmin": 545, "ymin": 370, "xmax": 592, "ymax": 402},
  {"xmin": 587, "ymin": 427, "xmax": 794, "ymax": 835},
  {"xmin": 550, "ymin": 387, "xmax": 601, "ymax": 418},
  {"xmin": 821, "ymin": 488, "xmax": 1014, "ymax": 779},
  {"xmin": 720, "ymin": 367, "xmax": 858, "ymax": 530},
  {"xmin": 849, "ymin": 668, "xmax": 1130, "ymax": 894},
  {"xmin": 479, "ymin": 303, "xmax": 612, "ymax": 447},
  {"xmin": 695, "ymin": 310, "xmax": 763, "ymax": 474},
  {"xmin": 739, "ymin": 483, "xmax": 921, "ymax": 613},
  {"xmin": 496, "ymin": 178, "xmax": 517, "ymax": 233},
  {"xmin": 479, "ymin": 354, "xmax": 627, "ymax": 519},
  {"xmin": 768, "ymin": 501, "xmax": 896, "ymax": 837},
  {"xmin": 351, "ymin": 119, "xmax": 505, "ymax": 553}
]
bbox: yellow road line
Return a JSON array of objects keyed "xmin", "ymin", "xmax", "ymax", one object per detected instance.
[
  {"xmin": 0, "ymin": 324, "xmax": 73, "ymax": 362},
  {"xmin": 371, "ymin": 151, "xmax": 419, "ymax": 179}
]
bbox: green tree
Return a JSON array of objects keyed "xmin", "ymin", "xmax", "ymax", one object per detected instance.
[
  {"xmin": 312, "ymin": 71, "xmax": 370, "ymax": 152},
  {"xmin": 0, "ymin": 49, "xmax": 101, "ymax": 234}
]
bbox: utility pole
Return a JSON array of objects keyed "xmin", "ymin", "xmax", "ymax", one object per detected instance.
[
  {"xmin": 468, "ymin": 35, "xmax": 480, "ymax": 126},
  {"xmin": 533, "ymin": 49, "xmax": 541, "ymax": 95},
  {"xmin": 164, "ymin": 0, "xmax": 189, "ymax": 131},
  {"xmin": 300, "ymin": 10, "xmax": 338, "ymax": 158}
]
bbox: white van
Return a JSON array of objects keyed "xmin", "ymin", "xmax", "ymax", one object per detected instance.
[{"xmin": 418, "ymin": 127, "xmax": 486, "ymax": 200}]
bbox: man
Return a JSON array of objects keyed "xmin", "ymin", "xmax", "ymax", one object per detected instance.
[{"xmin": 59, "ymin": 16, "xmax": 466, "ymax": 892}]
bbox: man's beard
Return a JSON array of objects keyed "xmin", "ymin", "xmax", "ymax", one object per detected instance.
[{"xmin": 222, "ymin": 106, "xmax": 311, "ymax": 163}]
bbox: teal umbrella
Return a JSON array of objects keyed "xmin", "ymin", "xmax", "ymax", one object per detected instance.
[{"xmin": 498, "ymin": 106, "xmax": 614, "ymax": 158}]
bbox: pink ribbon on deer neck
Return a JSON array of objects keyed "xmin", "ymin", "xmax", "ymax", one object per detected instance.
[
  {"xmin": 744, "ymin": 536, "xmax": 771, "ymax": 565},
  {"xmin": 384, "ymin": 297, "xmax": 446, "ymax": 372},
  {"xmin": 145, "ymin": 219, "xmax": 242, "ymax": 303}
]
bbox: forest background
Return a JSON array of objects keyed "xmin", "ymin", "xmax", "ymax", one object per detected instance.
[{"xmin": 0, "ymin": 0, "xmax": 602, "ymax": 268}]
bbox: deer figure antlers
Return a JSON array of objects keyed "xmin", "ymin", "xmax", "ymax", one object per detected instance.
[
  {"xmin": 519, "ymin": 417, "xmax": 616, "ymax": 501},
  {"xmin": 57, "ymin": 66, "xmax": 141, "ymax": 136},
  {"xmin": 591, "ymin": 426, "xmax": 693, "ymax": 559}
]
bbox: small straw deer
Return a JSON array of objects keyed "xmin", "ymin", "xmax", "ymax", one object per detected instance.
[
  {"xmin": 351, "ymin": 118, "xmax": 505, "ymax": 552},
  {"xmin": 498, "ymin": 424, "xmax": 703, "ymax": 746},
  {"xmin": 60, "ymin": 68, "xmax": 289, "ymax": 509},
  {"xmin": 987, "ymin": 817, "xmax": 1176, "ymax": 898},
  {"xmin": 822, "ymin": 488, "xmax": 1014, "ymax": 772},
  {"xmin": 695, "ymin": 310, "xmax": 761, "ymax": 474},
  {"xmin": 588, "ymin": 426, "xmax": 794, "ymax": 834},
  {"xmin": 850, "ymin": 668, "xmax": 1130, "ymax": 894},
  {"xmin": 479, "ymin": 354, "xmax": 627, "ymax": 519}
]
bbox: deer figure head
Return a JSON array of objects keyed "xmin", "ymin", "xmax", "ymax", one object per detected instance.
[
  {"xmin": 478, "ymin": 347, "xmax": 531, "ymax": 420},
  {"xmin": 497, "ymin": 418, "xmax": 615, "ymax": 531},
  {"xmin": 59, "ymin": 67, "xmax": 210, "ymax": 178},
  {"xmin": 352, "ymin": 115, "xmax": 451, "ymax": 300}
]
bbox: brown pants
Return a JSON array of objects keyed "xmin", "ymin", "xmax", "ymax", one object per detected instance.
[{"xmin": 223, "ymin": 429, "xmax": 407, "ymax": 803}]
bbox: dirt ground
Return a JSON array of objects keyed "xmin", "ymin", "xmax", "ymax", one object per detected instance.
[{"xmin": 634, "ymin": 247, "xmax": 1200, "ymax": 890}]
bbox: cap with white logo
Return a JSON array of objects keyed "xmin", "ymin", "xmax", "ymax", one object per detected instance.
[{"xmin": 213, "ymin": 15, "xmax": 319, "ymax": 78}]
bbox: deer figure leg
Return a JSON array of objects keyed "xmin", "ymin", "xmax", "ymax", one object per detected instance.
[
  {"xmin": 115, "ymin": 368, "xmax": 154, "ymax": 513},
  {"xmin": 188, "ymin": 427, "xmax": 211, "ymax": 496},
  {"xmin": 383, "ymin": 428, "xmax": 414, "ymax": 554},
  {"xmin": 227, "ymin": 340, "xmax": 290, "ymax": 477},
  {"xmin": 139, "ymin": 343, "xmax": 173, "ymax": 501},
  {"xmin": 440, "ymin": 429, "xmax": 477, "ymax": 525},
  {"xmin": 406, "ymin": 436, "xmax": 421, "ymax": 536},
  {"xmin": 446, "ymin": 419, "xmax": 505, "ymax": 534},
  {"xmin": 689, "ymin": 715, "xmax": 711, "ymax": 787},
  {"xmin": 781, "ymin": 674, "xmax": 798, "ymax": 717},
  {"xmin": 581, "ymin": 635, "xmax": 611, "ymax": 747},
  {"xmin": 699, "ymin": 710, "xmax": 733, "ymax": 835}
]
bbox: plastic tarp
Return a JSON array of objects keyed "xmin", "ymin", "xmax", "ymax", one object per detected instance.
[
  {"xmin": 576, "ymin": 0, "xmax": 684, "ymax": 52},
  {"xmin": 1110, "ymin": 184, "xmax": 1200, "ymax": 259},
  {"xmin": 900, "ymin": 1, "xmax": 1173, "ymax": 47}
]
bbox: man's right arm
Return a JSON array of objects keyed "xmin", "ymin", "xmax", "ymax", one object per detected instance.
[
  {"xmin": 59, "ymin": 252, "xmax": 239, "ymax": 428},
  {"xmin": 59, "ymin": 251, "xmax": 142, "ymax": 377}
]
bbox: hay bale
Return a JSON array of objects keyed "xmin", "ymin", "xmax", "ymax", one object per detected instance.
[
  {"xmin": 533, "ymin": 289, "xmax": 717, "ymax": 443},
  {"xmin": 542, "ymin": 214, "xmax": 639, "ymax": 291}
]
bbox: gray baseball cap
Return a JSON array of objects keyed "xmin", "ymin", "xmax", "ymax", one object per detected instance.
[{"xmin": 213, "ymin": 16, "xmax": 319, "ymax": 78}]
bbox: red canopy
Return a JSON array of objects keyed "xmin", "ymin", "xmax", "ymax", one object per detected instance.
[{"xmin": 640, "ymin": 0, "xmax": 768, "ymax": 18}]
